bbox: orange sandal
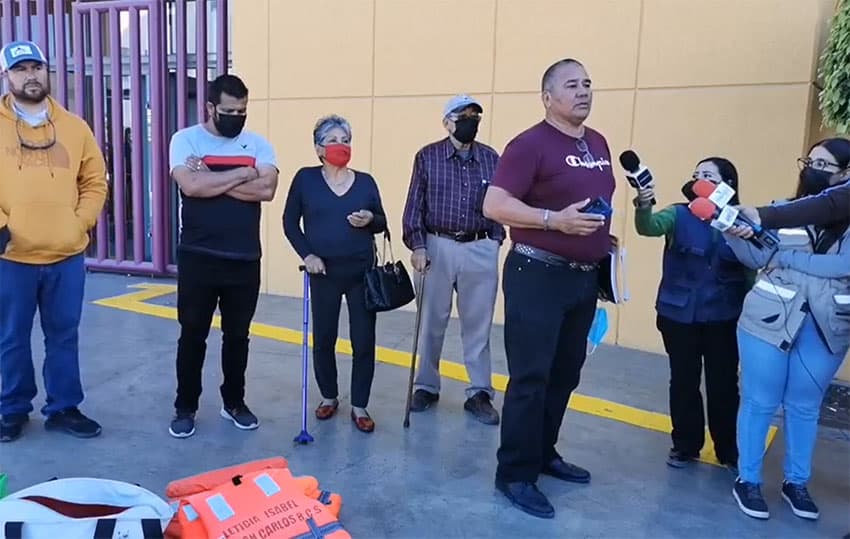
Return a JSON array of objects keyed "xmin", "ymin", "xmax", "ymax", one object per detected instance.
[
  {"xmin": 315, "ymin": 400, "xmax": 339, "ymax": 420},
  {"xmin": 350, "ymin": 409, "xmax": 375, "ymax": 433}
]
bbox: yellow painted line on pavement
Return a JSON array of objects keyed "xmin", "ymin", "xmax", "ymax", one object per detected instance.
[{"xmin": 93, "ymin": 283, "xmax": 777, "ymax": 466}]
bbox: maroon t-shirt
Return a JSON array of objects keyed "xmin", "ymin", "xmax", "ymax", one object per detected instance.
[{"xmin": 490, "ymin": 121, "xmax": 616, "ymax": 263}]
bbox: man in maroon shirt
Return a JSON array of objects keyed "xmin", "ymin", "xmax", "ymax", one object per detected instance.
[
  {"xmin": 483, "ymin": 58, "xmax": 615, "ymax": 518},
  {"xmin": 402, "ymin": 95, "xmax": 505, "ymax": 424}
]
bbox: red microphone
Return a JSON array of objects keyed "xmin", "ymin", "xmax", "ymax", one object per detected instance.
[
  {"xmin": 688, "ymin": 197, "xmax": 779, "ymax": 249},
  {"xmin": 692, "ymin": 179, "xmax": 717, "ymax": 199},
  {"xmin": 688, "ymin": 197, "xmax": 720, "ymax": 222},
  {"xmin": 691, "ymin": 179, "xmax": 736, "ymax": 208}
]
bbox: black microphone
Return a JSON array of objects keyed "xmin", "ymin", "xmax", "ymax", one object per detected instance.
[{"xmin": 619, "ymin": 150, "xmax": 656, "ymax": 205}]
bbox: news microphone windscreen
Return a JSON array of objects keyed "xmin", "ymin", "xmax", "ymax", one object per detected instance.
[
  {"xmin": 689, "ymin": 198, "xmax": 716, "ymax": 220},
  {"xmin": 619, "ymin": 150, "xmax": 640, "ymax": 172},
  {"xmin": 692, "ymin": 179, "xmax": 717, "ymax": 199}
]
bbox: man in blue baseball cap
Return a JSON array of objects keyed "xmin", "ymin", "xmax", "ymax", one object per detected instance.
[
  {"xmin": 0, "ymin": 40, "xmax": 49, "ymax": 102},
  {"xmin": 0, "ymin": 39, "xmax": 108, "ymax": 443}
]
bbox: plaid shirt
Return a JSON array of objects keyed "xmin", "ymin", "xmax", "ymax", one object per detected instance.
[{"xmin": 402, "ymin": 138, "xmax": 505, "ymax": 251}]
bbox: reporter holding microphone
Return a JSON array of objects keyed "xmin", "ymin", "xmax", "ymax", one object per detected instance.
[
  {"xmin": 722, "ymin": 137, "xmax": 850, "ymax": 522},
  {"xmin": 633, "ymin": 157, "xmax": 750, "ymax": 470}
]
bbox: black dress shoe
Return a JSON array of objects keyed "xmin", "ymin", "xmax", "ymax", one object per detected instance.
[
  {"xmin": 541, "ymin": 458, "xmax": 591, "ymax": 484},
  {"xmin": 495, "ymin": 479, "xmax": 555, "ymax": 519},
  {"xmin": 410, "ymin": 389, "xmax": 439, "ymax": 412},
  {"xmin": 0, "ymin": 414, "xmax": 28, "ymax": 443},
  {"xmin": 463, "ymin": 391, "xmax": 499, "ymax": 425}
]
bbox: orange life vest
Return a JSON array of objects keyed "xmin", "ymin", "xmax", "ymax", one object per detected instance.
[
  {"xmin": 164, "ymin": 458, "xmax": 343, "ymax": 539},
  {"xmin": 177, "ymin": 468, "xmax": 350, "ymax": 539}
]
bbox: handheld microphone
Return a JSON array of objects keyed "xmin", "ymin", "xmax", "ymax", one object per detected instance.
[
  {"xmin": 689, "ymin": 197, "xmax": 780, "ymax": 250},
  {"xmin": 692, "ymin": 179, "xmax": 736, "ymax": 208},
  {"xmin": 619, "ymin": 150, "xmax": 656, "ymax": 205}
]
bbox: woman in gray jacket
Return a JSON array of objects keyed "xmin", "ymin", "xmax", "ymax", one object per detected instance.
[{"xmin": 724, "ymin": 137, "xmax": 850, "ymax": 522}]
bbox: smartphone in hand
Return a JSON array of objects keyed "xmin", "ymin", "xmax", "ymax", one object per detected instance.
[{"xmin": 579, "ymin": 197, "xmax": 613, "ymax": 219}]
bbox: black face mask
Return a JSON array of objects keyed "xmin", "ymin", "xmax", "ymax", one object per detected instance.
[
  {"xmin": 214, "ymin": 112, "xmax": 247, "ymax": 138},
  {"xmin": 681, "ymin": 179, "xmax": 697, "ymax": 201},
  {"xmin": 452, "ymin": 117, "xmax": 480, "ymax": 144},
  {"xmin": 800, "ymin": 167, "xmax": 833, "ymax": 196}
]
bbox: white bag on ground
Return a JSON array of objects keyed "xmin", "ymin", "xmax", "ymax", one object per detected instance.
[{"xmin": 0, "ymin": 477, "xmax": 174, "ymax": 539}]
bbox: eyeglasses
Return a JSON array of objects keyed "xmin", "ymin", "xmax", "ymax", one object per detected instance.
[
  {"xmin": 16, "ymin": 119, "xmax": 56, "ymax": 150},
  {"xmin": 575, "ymin": 138, "xmax": 594, "ymax": 163},
  {"xmin": 797, "ymin": 157, "xmax": 840, "ymax": 171}
]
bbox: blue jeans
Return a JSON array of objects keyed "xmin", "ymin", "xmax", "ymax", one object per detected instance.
[
  {"xmin": 737, "ymin": 315, "xmax": 845, "ymax": 484},
  {"xmin": 0, "ymin": 254, "xmax": 86, "ymax": 417}
]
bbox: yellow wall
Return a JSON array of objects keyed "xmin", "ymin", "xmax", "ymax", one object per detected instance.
[{"xmin": 232, "ymin": 0, "xmax": 848, "ymax": 379}]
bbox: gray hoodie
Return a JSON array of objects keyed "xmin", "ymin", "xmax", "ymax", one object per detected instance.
[{"xmin": 725, "ymin": 221, "xmax": 850, "ymax": 355}]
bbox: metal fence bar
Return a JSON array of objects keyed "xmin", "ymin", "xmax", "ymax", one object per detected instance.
[
  {"xmin": 108, "ymin": 7, "xmax": 126, "ymax": 263},
  {"xmin": 72, "ymin": 7, "xmax": 84, "ymax": 118},
  {"xmin": 216, "ymin": 0, "xmax": 227, "ymax": 75},
  {"xmin": 90, "ymin": 11, "xmax": 108, "ymax": 262},
  {"xmin": 35, "ymin": 0, "xmax": 49, "ymax": 54},
  {"xmin": 53, "ymin": 0, "xmax": 67, "ymax": 106},
  {"xmin": 149, "ymin": 0, "xmax": 166, "ymax": 272},
  {"xmin": 175, "ymin": 0, "xmax": 188, "ymax": 129},
  {"xmin": 195, "ymin": 0, "xmax": 207, "ymax": 121},
  {"xmin": 19, "ymin": 0, "xmax": 31, "ymax": 41},
  {"xmin": 1, "ymin": 0, "xmax": 14, "ymax": 43},
  {"xmin": 129, "ymin": 6, "xmax": 144, "ymax": 264}
]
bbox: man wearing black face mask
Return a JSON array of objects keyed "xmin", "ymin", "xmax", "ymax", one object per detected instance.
[
  {"xmin": 401, "ymin": 94, "xmax": 505, "ymax": 424},
  {"xmin": 166, "ymin": 74, "xmax": 279, "ymax": 438}
]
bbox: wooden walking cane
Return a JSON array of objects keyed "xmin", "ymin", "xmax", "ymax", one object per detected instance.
[{"xmin": 403, "ymin": 270, "xmax": 427, "ymax": 428}]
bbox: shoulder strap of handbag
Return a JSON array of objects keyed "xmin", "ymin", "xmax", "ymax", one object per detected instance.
[{"xmin": 3, "ymin": 518, "xmax": 164, "ymax": 539}]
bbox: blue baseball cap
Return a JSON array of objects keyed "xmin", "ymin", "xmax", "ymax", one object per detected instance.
[
  {"xmin": 443, "ymin": 94, "xmax": 483, "ymax": 118},
  {"xmin": 0, "ymin": 40, "xmax": 47, "ymax": 71}
]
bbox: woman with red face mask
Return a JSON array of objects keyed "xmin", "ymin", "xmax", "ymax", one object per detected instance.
[{"xmin": 283, "ymin": 115, "xmax": 387, "ymax": 433}]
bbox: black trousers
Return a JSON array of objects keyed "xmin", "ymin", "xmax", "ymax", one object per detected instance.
[
  {"xmin": 174, "ymin": 251, "xmax": 260, "ymax": 412},
  {"xmin": 656, "ymin": 315, "xmax": 740, "ymax": 463},
  {"xmin": 309, "ymin": 255, "xmax": 376, "ymax": 408},
  {"xmin": 496, "ymin": 252, "xmax": 598, "ymax": 483}
]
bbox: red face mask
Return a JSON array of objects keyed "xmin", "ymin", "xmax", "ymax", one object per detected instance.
[{"xmin": 323, "ymin": 144, "xmax": 351, "ymax": 167}]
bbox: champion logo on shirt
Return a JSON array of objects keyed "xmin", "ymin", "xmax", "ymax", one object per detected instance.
[{"xmin": 565, "ymin": 154, "xmax": 611, "ymax": 171}]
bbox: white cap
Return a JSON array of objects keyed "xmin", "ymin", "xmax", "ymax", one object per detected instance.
[{"xmin": 443, "ymin": 94, "xmax": 483, "ymax": 118}]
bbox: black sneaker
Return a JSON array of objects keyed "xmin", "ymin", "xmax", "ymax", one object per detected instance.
[
  {"xmin": 409, "ymin": 389, "xmax": 439, "ymax": 412},
  {"xmin": 666, "ymin": 449, "xmax": 697, "ymax": 468},
  {"xmin": 44, "ymin": 408, "xmax": 102, "ymax": 438},
  {"xmin": 220, "ymin": 404, "xmax": 259, "ymax": 430},
  {"xmin": 464, "ymin": 392, "xmax": 499, "ymax": 425},
  {"xmin": 781, "ymin": 481, "xmax": 819, "ymax": 520},
  {"xmin": 733, "ymin": 478, "xmax": 770, "ymax": 519},
  {"xmin": 0, "ymin": 414, "xmax": 28, "ymax": 442},
  {"xmin": 169, "ymin": 410, "xmax": 196, "ymax": 438}
]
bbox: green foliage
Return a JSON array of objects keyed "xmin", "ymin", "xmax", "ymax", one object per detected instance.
[{"xmin": 819, "ymin": 0, "xmax": 850, "ymax": 134}]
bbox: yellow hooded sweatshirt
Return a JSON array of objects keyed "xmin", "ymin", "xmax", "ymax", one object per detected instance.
[{"xmin": 0, "ymin": 94, "xmax": 107, "ymax": 265}]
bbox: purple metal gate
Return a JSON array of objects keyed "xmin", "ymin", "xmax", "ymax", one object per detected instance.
[{"xmin": 0, "ymin": 0, "xmax": 231, "ymax": 275}]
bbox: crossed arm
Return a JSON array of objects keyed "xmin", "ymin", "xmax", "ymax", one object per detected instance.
[{"xmin": 172, "ymin": 157, "xmax": 279, "ymax": 202}]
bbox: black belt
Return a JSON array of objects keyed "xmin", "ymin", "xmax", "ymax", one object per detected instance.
[
  {"xmin": 512, "ymin": 243, "xmax": 598, "ymax": 272},
  {"xmin": 429, "ymin": 230, "xmax": 490, "ymax": 243}
]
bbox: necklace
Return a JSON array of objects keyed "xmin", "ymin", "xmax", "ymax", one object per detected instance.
[{"xmin": 322, "ymin": 168, "xmax": 353, "ymax": 188}]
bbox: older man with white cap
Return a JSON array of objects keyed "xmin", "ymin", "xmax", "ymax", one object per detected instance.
[{"xmin": 401, "ymin": 94, "xmax": 504, "ymax": 424}]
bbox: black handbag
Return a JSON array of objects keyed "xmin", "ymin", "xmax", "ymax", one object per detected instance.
[{"xmin": 364, "ymin": 229, "xmax": 416, "ymax": 312}]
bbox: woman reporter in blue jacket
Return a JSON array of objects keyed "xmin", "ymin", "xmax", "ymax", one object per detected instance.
[{"xmin": 634, "ymin": 157, "xmax": 751, "ymax": 470}]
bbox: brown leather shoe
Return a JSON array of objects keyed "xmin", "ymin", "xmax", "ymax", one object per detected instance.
[
  {"xmin": 350, "ymin": 409, "xmax": 375, "ymax": 433},
  {"xmin": 315, "ymin": 400, "xmax": 339, "ymax": 420}
]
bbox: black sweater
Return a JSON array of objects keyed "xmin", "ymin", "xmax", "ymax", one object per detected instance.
[{"xmin": 283, "ymin": 166, "xmax": 387, "ymax": 260}]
